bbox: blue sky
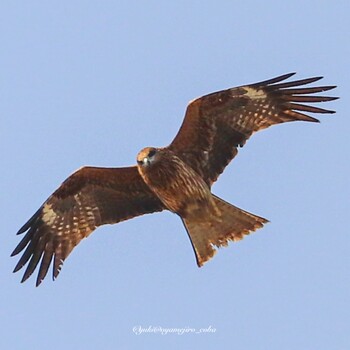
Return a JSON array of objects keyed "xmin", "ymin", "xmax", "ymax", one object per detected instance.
[{"xmin": 1, "ymin": 1, "xmax": 349, "ymax": 349}]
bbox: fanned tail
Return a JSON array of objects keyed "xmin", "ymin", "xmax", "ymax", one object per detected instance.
[{"xmin": 182, "ymin": 195, "xmax": 268, "ymax": 266}]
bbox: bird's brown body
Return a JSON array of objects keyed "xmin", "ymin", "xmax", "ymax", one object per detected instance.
[
  {"xmin": 136, "ymin": 146, "xmax": 267, "ymax": 266},
  {"xmin": 11, "ymin": 73, "xmax": 338, "ymax": 285},
  {"xmin": 137, "ymin": 147, "xmax": 213, "ymax": 217}
]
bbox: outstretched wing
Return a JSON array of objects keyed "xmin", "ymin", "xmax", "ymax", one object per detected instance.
[
  {"xmin": 169, "ymin": 73, "xmax": 338, "ymax": 186},
  {"xmin": 12, "ymin": 166, "xmax": 164, "ymax": 286}
]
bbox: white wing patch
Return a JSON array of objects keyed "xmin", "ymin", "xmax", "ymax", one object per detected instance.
[
  {"xmin": 42, "ymin": 203, "xmax": 58, "ymax": 226},
  {"xmin": 243, "ymin": 87, "xmax": 267, "ymax": 99}
]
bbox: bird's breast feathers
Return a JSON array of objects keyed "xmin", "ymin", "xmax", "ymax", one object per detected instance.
[{"xmin": 138, "ymin": 150, "xmax": 211, "ymax": 215}]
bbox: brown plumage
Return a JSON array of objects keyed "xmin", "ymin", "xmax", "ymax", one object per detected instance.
[{"xmin": 12, "ymin": 73, "xmax": 338, "ymax": 286}]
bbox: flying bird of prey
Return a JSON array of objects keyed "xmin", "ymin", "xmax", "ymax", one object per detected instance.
[{"xmin": 12, "ymin": 73, "xmax": 337, "ymax": 286}]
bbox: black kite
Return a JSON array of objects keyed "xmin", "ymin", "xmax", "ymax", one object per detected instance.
[{"xmin": 12, "ymin": 73, "xmax": 337, "ymax": 286}]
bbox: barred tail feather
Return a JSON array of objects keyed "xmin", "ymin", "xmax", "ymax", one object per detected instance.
[{"xmin": 182, "ymin": 195, "xmax": 268, "ymax": 267}]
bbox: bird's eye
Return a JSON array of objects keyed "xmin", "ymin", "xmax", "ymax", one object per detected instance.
[{"xmin": 148, "ymin": 149, "xmax": 156, "ymax": 157}]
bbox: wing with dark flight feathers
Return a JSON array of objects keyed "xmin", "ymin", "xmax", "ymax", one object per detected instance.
[
  {"xmin": 12, "ymin": 166, "xmax": 164, "ymax": 286},
  {"xmin": 169, "ymin": 73, "xmax": 338, "ymax": 186}
]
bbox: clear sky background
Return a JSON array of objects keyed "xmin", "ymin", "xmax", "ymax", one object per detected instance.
[{"xmin": 1, "ymin": 1, "xmax": 349, "ymax": 349}]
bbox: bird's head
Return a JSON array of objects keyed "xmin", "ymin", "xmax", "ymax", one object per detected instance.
[{"xmin": 137, "ymin": 147, "xmax": 159, "ymax": 167}]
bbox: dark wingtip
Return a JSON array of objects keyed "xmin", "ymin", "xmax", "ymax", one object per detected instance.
[
  {"xmin": 280, "ymin": 72, "xmax": 297, "ymax": 79},
  {"xmin": 329, "ymin": 96, "xmax": 339, "ymax": 101},
  {"xmin": 314, "ymin": 86, "xmax": 338, "ymax": 93},
  {"xmin": 251, "ymin": 72, "xmax": 296, "ymax": 87},
  {"xmin": 10, "ymin": 249, "xmax": 18, "ymax": 257},
  {"xmin": 322, "ymin": 96, "xmax": 339, "ymax": 101},
  {"xmin": 11, "ymin": 241, "xmax": 27, "ymax": 256},
  {"xmin": 20, "ymin": 273, "xmax": 31, "ymax": 284},
  {"xmin": 16, "ymin": 207, "xmax": 42, "ymax": 235},
  {"xmin": 13, "ymin": 263, "xmax": 23, "ymax": 273},
  {"xmin": 316, "ymin": 108, "xmax": 337, "ymax": 114},
  {"xmin": 21, "ymin": 267, "xmax": 35, "ymax": 284},
  {"xmin": 17, "ymin": 224, "xmax": 29, "ymax": 235},
  {"xmin": 309, "ymin": 76, "xmax": 323, "ymax": 82},
  {"xmin": 279, "ymin": 72, "xmax": 297, "ymax": 80}
]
